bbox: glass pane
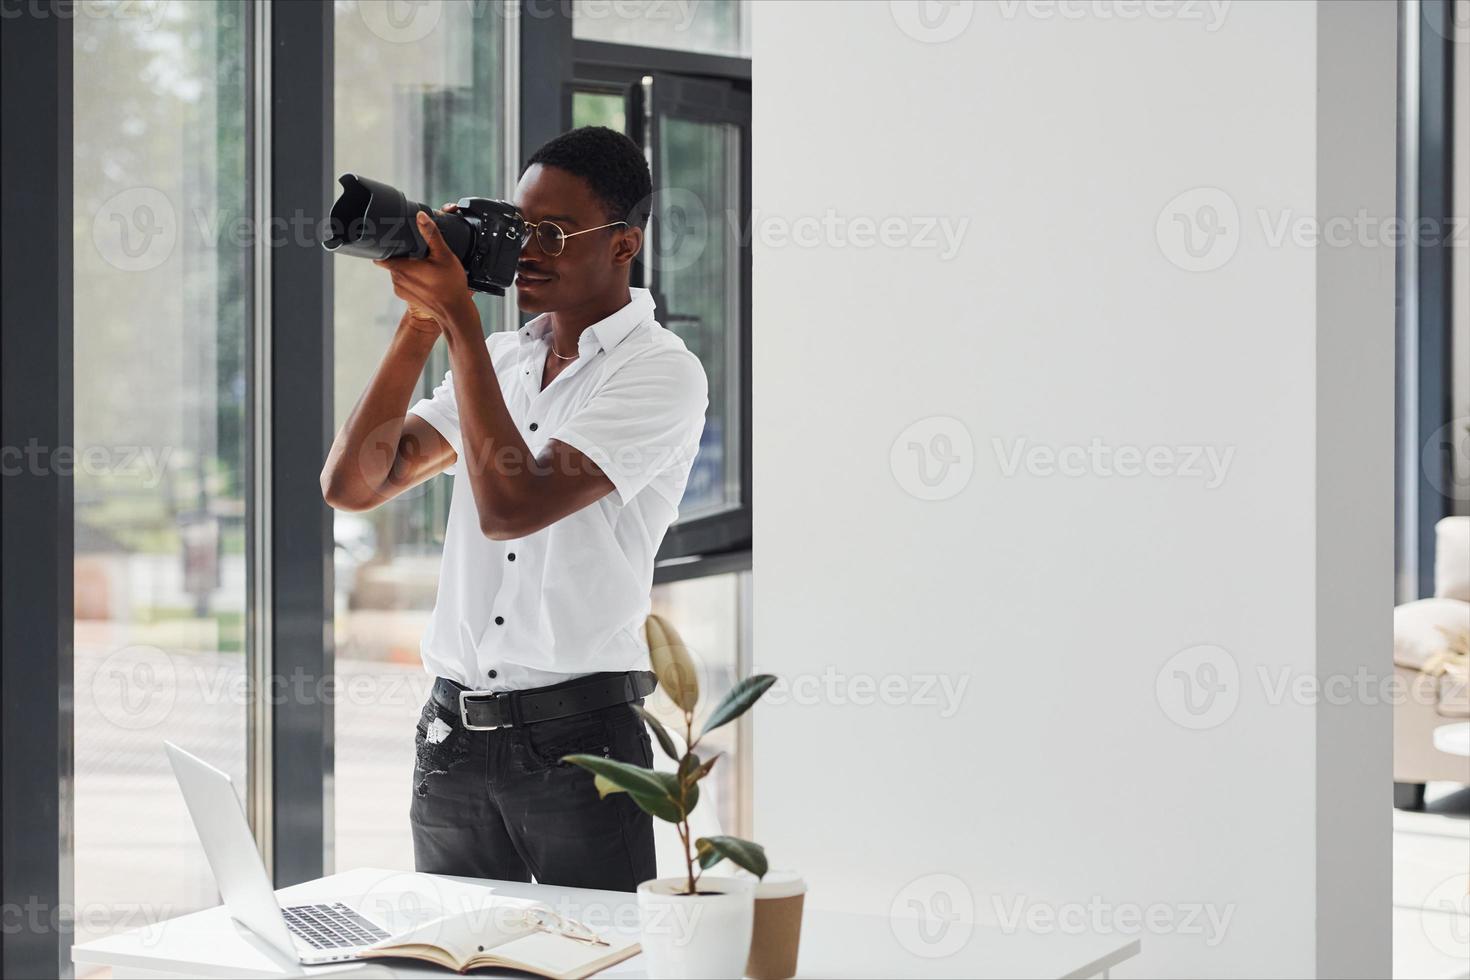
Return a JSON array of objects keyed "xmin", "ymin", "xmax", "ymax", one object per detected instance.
[
  {"xmin": 647, "ymin": 571, "xmax": 748, "ymax": 872},
  {"xmin": 73, "ymin": 0, "xmax": 250, "ymax": 947},
  {"xmin": 573, "ymin": 0, "xmax": 748, "ymax": 57},
  {"xmin": 573, "ymin": 88, "xmax": 627, "ymax": 132},
  {"xmin": 655, "ymin": 116, "xmax": 742, "ymax": 518},
  {"xmin": 332, "ymin": 0, "xmax": 507, "ymax": 874}
]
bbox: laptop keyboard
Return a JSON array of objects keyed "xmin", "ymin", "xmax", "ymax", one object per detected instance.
[{"xmin": 282, "ymin": 902, "xmax": 390, "ymax": 950}]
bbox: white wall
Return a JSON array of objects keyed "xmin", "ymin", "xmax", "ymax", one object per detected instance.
[{"xmin": 750, "ymin": 2, "xmax": 1394, "ymax": 977}]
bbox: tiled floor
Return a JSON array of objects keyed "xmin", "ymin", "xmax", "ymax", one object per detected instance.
[{"xmin": 1394, "ymin": 783, "xmax": 1470, "ymax": 979}]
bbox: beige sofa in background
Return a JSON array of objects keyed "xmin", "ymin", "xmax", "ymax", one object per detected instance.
[{"xmin": 1393, "ymin": 516, "xmax": 1470, "ymax": 809}]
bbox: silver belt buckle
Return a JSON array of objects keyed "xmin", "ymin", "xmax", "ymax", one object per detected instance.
[{"xmin": 458, "ymin": 689, "xmax": 503, "ymax": 731}]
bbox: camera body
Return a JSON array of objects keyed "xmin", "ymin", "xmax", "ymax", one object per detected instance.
[
  {"xmin": 323, "ymin": 174, "xmax": 527, "ymax": 296},
  {"xmin": 452, "ymin": 196, "xmax": 526, "ymax": 296}
]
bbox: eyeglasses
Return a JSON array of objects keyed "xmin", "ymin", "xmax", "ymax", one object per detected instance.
[
  {"xmin": 520, "ymin": 907, "xmax": 609, "ymax": 947},
  {"xmin": 519, "ymin": 218, "xmax": 628, "ymax": 257}
]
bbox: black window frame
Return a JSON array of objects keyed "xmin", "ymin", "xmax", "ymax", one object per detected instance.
[
  {"xmin": 2, "ymin": 7, "xmax": 73, "ymax": 977},
  {"xmin": 1396, "ymin": 0, "xmax": 1459, "ymax": 601},
  {"xmin": 525, "ymin": 5, "xmax": 753, "ymax": 576}
]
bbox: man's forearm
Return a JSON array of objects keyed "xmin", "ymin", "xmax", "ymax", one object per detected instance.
[
  {"xmin": 321, "ymin": 311, "xmax": 439, "ymax": 508},
  {"xmin": 439, "ymin": 299, "xmax": 538, "ymax": 534}
]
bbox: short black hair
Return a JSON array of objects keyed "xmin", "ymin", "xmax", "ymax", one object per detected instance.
[{"xmin": 523, "ymin": 126, "xmax": 653, "ymax": 228}]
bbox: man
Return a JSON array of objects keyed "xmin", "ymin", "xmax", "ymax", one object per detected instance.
[{"xmin": 320, "ymin": 127, "xmax": 708, "ymax": 890}]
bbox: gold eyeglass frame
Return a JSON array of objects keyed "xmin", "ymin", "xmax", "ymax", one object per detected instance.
[{"xmin": 520, "ymin": 218, "xmax": 629, "ymax": 257}]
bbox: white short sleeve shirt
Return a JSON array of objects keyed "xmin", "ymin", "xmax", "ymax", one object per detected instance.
[{"xmin": 407, "ymin": 288, "xmax": 708, "ymax": 691}]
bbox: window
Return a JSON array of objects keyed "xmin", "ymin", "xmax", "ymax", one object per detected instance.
[
  {"xmin": 568, "ymin": 59, "xmax": 752, "ymax": 559},
  {"xmin": 573, "ymin": 88, "xmax": 628, "ymax": 131},
  {"xmin": 330, "ymin": 0, "xmax": 511, "ymax": 874},
  {"xmin": 647, "ymin": 570, "xmax": 753, "ymax": 866},
  {"xmin": 1395, "ymin": 0, "xmax": 1464, "ymax": 600},
  {"xmin": 563, "ymin": 3, "xmax": 756, "ymax": 875},
  {"xmin": 647, "ymin": 87, "xmax": 747, "ymax": 523},
  {"xmin": 44, "ymin": 8, "xmax": 751, "ymax": 964},
  {"xmin": 72, "ymin": 0, "xmax": 250, "ymax": 947}
]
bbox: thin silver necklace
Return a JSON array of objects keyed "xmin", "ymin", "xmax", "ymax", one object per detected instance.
[{"xmin": 549, "ymin": 337, "xmax": 578, "ymax": 360}]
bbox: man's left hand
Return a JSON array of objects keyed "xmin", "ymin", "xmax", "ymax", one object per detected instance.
[{"xmin": 374, "ymin": 209, "xmax": 475, "ymax": 327}]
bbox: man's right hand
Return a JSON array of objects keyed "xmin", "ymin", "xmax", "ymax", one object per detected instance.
[{"xmin": 400, "ymin": 202, "xmax": 464, "ymax": 330}]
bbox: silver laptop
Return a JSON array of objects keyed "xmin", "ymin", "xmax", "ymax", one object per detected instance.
[{"xmin": 165, "ymin": 741, "xmax": 406, "ymax": 965}]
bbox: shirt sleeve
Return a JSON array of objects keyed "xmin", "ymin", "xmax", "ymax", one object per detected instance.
[
  {"xmin": 551, "ymin": 348, "xmax": 709, "ymax": 506},
  {"xmin": 407, "ymin": 368, "xmax": 463, "ymax": 468}
]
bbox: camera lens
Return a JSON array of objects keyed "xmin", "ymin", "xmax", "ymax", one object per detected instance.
[
  {"xmin": 323, "ymin": 174, "xmax": 525, "ymax": 295},
  {"xmin": 323, "ymin": 173, "xmax": 473, "ymax": 263}
]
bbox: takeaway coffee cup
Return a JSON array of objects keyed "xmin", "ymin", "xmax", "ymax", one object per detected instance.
[{"xmin": 744, "ymin": 871, "xmax": 806, "ymax": 980}]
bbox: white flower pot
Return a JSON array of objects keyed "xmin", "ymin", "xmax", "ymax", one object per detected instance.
[{"xmin": 637, "ymin": 876, "xmax": 755, "ymax": 979}]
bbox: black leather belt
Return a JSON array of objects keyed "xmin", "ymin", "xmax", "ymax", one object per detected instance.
[{"xmin": 432, "ymin": 671, "xmax": 657, "ymax": 731}]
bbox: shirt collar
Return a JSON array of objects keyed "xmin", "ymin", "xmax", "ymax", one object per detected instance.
[{"xmin": 517, "ymin": 288, "xmax": 656, "ymax": 354}]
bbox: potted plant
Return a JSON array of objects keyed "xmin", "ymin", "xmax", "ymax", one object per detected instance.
[{"xmin": 564, "ymin": 614, "xmax": 776, "ymax": 979}]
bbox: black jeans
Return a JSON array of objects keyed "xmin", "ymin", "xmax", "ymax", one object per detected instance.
[{"xmin": 409, "ymin": 678, "xmax": 656, "ymax": 891}]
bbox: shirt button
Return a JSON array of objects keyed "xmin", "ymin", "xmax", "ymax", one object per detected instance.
[
  {"xmin": 529, "ymin": 422, "xmax": 539, "ymax": 432},
  {"xmin": 487, "ymin": 669, "xmax": 498, "ymax": 679},
  {"xmin": 494, "ymin": 616, "xmax": 505, "ymax": 626},
  {"xmin": 507, "ymin": 552, "xmax": 516, "ymax": 562}
]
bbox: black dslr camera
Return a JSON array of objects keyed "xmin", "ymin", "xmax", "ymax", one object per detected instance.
[{"xmin": 322, "ymin": 173, "xmax": 526, "ymax": 295}]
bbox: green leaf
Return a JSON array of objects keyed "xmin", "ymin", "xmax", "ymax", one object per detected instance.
[
  {"xmin": 695, "ymin": 836, "xmax": 769, "ymax": 878},
  {"xmin": 563, "ymin": 756, "xmax": 686, "ymax": 823},
  {"xmin": 633, "ymin": 704, "xmax": 682, "ymax": 762},
  {"xmin": 699, "ymin": 675, "xmax": 777, "ymax": 737},
  {"xmin": 689, "ymin": 753, "xmax": 721, "ymax": 782},
  {"xmin": 624, "ymin": 786, "xmax": 685, "ymax": 824},
  {"xmin": 646, "ymin": 614, "xmax": 699, "ymax": 713},
  {"xmin": 562, "ymin": 755, "xmax": 669, "ymax": 799}
]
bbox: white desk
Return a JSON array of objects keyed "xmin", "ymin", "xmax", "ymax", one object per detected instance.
[{"xmin": 71, "ymin": 867, "xmax": 1141, "ymax": 979}]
